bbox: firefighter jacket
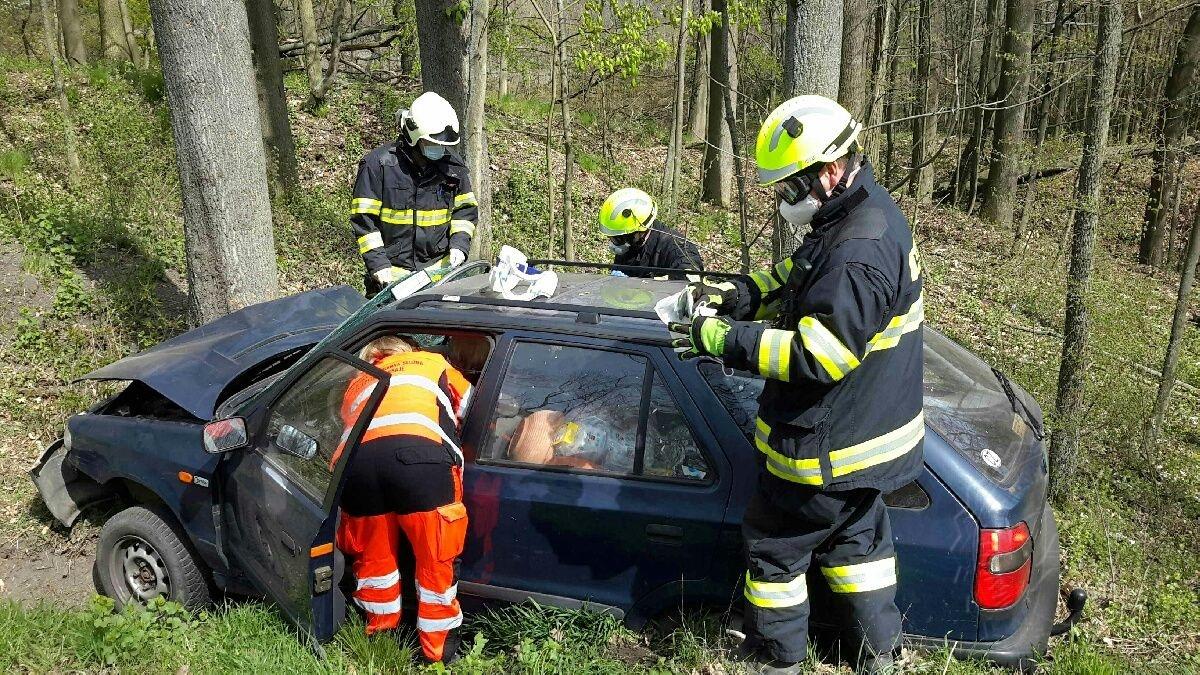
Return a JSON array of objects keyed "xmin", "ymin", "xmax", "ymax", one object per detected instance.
[
  {"xmin": 612, "ymin": 223, "xmax": 704, "ymax": 279},
  {"xmin": 721, "ymin": 160, "xmax": 924, "ymax": 493},
  {"xmin": 350, "ymin": 142, "xmax": 478, "ymax": 274}
]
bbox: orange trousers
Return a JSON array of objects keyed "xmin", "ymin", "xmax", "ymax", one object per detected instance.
[{"xmin": 335, "ymin": 467, "xmax": 468, "ymax": 662}]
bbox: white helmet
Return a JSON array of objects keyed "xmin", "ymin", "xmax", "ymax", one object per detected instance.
[{"xmin": 396, "ymin": 91, "xmax": 460, "ymax": 147}]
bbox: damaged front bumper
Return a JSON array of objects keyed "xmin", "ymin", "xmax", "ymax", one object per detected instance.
[{"xmin": 29, "ymin": 438, "xmax": 112, "ymax": 528}]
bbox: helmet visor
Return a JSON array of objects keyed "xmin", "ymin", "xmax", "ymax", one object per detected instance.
[
  {"xmin": 428, "ymin": 125, "xmax": 459, "ymax": 145},
  {"xmin": 774, "ymin": 170, "xmax": 817, "ymax": 205}
]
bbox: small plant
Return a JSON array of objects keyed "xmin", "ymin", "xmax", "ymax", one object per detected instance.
[{"xmin": 85, "ymin": 595, "xmax": 202, "ymax": 666}]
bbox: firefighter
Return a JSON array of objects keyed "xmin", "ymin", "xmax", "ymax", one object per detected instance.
[
  {"xmin": 335, "ymin": 335, "xmax": 472, "ymax": 664},
  {"xmin": 671, "ymin": 95, "xmax": 923, "ymax": 674},
  {"xmin": 599, "ymin": 187, "xmax": 703, "ymax": 278},
  {"xmin": 350, "ymin": 91, "xmax": 479, "ymax": 295}
]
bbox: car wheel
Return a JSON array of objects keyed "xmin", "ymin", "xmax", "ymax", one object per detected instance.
[{"xmin": 96, "ymin": 505, "xmax": 212, "ymax": 611}]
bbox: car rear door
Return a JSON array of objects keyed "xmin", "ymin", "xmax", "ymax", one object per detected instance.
[
  {"xmin": 219, "ymin": 352, "xmax": 388, "ymax": 642},
  {"xmin": 456, "ymin": 333, "xmax": 732, "ymax": 618}
]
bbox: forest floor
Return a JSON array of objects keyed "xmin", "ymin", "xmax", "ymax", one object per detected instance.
[{"xmin": 1, "ymin": 56, "xmax": 1198, "ymax": 673}]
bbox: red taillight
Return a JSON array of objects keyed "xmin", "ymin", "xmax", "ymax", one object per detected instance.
[{"xmin": 975, "ymin": 522, "xmax": 1032, "ymax": 609}]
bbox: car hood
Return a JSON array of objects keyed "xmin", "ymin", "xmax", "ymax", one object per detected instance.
[{"xmin": 77, "ymin": 285, "xmax": 366, "ymax": 420}]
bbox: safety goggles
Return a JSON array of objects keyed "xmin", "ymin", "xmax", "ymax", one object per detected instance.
[
  {"xmin": 774, "ymin": 168, "xmax": 820, "ymax": 205},
  {"xmin": 609, "ymin": 232, "xmax": 641, "ymax": 247}
]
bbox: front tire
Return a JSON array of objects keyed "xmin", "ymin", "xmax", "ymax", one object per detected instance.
[{"xmin": 95, "ymin": 505, "xmax": 212, "ymax": 611}]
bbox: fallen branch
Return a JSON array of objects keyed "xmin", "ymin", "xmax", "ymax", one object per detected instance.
[{"xmin": 279, "ymin": 24, "xmax": 399, "ymax": 57}]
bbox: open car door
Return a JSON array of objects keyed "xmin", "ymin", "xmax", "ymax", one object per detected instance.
[{"xmin": 219, "ymin": 352, "xmax": 389, "ymax": 642}]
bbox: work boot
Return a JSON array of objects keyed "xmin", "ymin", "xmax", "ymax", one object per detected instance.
[
  {"xmin": 858, "ymin": 649, "xmax": 896, "ymax": 675},
  {"xmin": 730, "ymin": 643, "xmax": 802, "ymax": 675}
]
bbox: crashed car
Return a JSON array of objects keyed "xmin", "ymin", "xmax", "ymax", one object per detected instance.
[{"xmin": 33, "ymin": 262, "xmax": 1083, "ymax": 668}]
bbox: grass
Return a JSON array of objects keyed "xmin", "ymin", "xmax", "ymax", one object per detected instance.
[{"xmin": 1, "ymin": 54, "xmax": 1199, "ymax": 673}]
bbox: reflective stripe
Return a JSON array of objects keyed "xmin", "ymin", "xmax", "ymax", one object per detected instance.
[
  {"xmin": 867, "ymin": 294, "xmax": 924, "ymax": 353},
  {"xmin": 744, "ymin": 571, "xmax": 808, "ymax": 608},
  {"xmin": 417, "ymin": 582, "xmax": 458, "ymax": 606},
  {"xmin": 754, "ymin": 418, "xmax": 822, "ymax": 486},
  {"xmin": 821, "ymin": 557, "xmax": 897, "ymax": 593},
  {"xmin": 454, "ymin": 192, "xmax": 477, "ymax": 208},
  {"xmin": 455, "ymin": 384, "xmax": 473, "ymax": 419},
  {"xmin": 415, "ymin": 209, "xmax": 451, "ymax": 226},
  {"xmin": 380, "ymin": 207, "xmax": 413, "ymax": 224},
  {"xmin": 449, "ymin": 219, "xmax": 476, "ymax": 237},
  {"xmin": 798, "ymin": 316, "xmax": 860, "ymax": 380},
  {"xmin": 418, "ymin": 612, "xmax": 463, "ymax": 633},
  {"xmin": 357, "ymin": 232, "xmax": 384, "ymax": 254},
  {"xmin": 369, "ymin": 413, "xmax": 463, "ymax": 463},
  {"xmin": 351, "ymin": 197, "xmax": 383, "ymax": 215},
  {"xmin": 388, "ymin": 375, "xmax": 457, "ymax": 424},
  {"xmin": 829, "ymin": 412, "xmax": 924, "ymax": 477},
  {"xmin": 357, "ymin": 570, "xmax": 400, "ymax": 591},
  {"xmin": 756, "ymin": 329, "xmax": 793, "ymax": 381},
  {"xmin": 348, "ymin": 383, "xmax": 379, "ymax": 418},
  {"xmin": 355, "ymin": 596, "xmax": 402, "ymax": 615}
]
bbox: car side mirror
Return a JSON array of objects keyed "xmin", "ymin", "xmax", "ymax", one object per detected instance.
[
  {"xmin": 275, "ymin": 424, "xmax": 318, "ymax": 461},
  {"xmin": 204, "ymin": 418, "xmax": 248, "ymax": 454}
]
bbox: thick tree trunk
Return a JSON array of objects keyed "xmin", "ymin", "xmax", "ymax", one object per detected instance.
[
  {"xmin": 1142, "ymin": 194, "xmax": 1200, "ymax": 454},
  {"xmin": 39, "ymin": 0, "xmax": 81, "ymax": 185},
  {"xmin": 687, "ymin": 0, "xmax": 711, "ymax": 141},
  {"xmin": 909, "ymin": 0, "xmax": 936, "ymax": 204},
  {"xmin": 1139, "ymin": 5, "xmax": 1200, "ymax": 268},
  {"xmin": 149, "ymin": 0, "xmax": 280, "ymax": 324},
  {"xmin": 246, "ymin": 0, "xmax": 299, "ymax": 197},
  {"xmin": 980, "ymin": 0, "xmax": 1035, "ymax": 229},
  {"xmin": 99, "ymin": 0, "xmax": 128, "ymax": 61},
  {"xmin": 701, "ymin": 0, "xmax": 733, "ymax": 206},
  {"xmin": 414, "ymin": 0, "xmax": 491, "ymax": 260},
  {"xmin": 957, "ymin": 0, "xmax": 1003, "ymax": 209},
  {"xmin": 57, "ymin": 0, "xmax": 86, "ymax": 65},
  {"xmin": 783, "ymin": 0, "xmax": 842, "ymax": 98},
  {"xmin": 297, "ymin": 0, "xmax": 324, "ymax": 95},
  {"xmin": 1049, "ymin": 0, "xmax": 1121, "ymax": 501},
  {"xmin": 839, "ymin": 0, "xmax": 869, "ymax": 117}
]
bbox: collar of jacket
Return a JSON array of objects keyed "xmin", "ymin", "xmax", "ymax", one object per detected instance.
[
  {"xmin": 810, "ymin": 159, "xmax": 876, "ymax": 230},
  {"xmin": 391, "ymin": 140, "xmax": 447, "ymax": 177}
]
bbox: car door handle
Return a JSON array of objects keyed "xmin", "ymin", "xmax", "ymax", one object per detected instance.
[
  {"xmin": 280, "ymin": 532, "xmax": 300, "ymax": 557},
  {"xmin": 645, "ymin": 524, "xmax": 684, "ymax": 545}
]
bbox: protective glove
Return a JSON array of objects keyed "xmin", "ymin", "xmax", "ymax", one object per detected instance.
[
  {"xmin": 684, "ymin": 278, "xmax": 740, "ymax": 316},
  {"xmin": 668, "ymin": 316, "xmax": 732, "ymax": 359},
  {"xmin": 448, "ymin": 249, "xmax": 467, "ymax": 267},
  {"xmin": 373, "ymin": 266, "xmax": 403, "ymax": 285}
]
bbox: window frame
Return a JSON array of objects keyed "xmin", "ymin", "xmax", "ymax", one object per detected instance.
[{"xmin": 473, "ymin": 337, "xmax": 717, "ymax": 487}]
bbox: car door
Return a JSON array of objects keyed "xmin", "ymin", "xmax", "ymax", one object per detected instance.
[
  {"xmin": 219, "ymin": 352, "xmax": 388, "ymax": 642},
  {"xmin": 457, "ymin": 333, "xmax": 732, "ymax": 618}
]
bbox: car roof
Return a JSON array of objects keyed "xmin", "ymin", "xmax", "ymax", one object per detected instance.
[{"xmin": 398, "ymin": 272, "xmax": 683, "ymax": 341}]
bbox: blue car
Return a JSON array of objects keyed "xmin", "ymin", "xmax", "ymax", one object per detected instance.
[{"xmin": 31, "ymin": 263, "xmax": 1081, "ymax": 669}]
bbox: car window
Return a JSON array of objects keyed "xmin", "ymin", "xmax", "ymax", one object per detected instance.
[
  {"xmin": 698, "ymin": 361, "xmax": 764, "ymax": 443},
  {"xmin": 644, "ymin": 375, "xmax": 709, "ymax": 480},
  {"xmin": 482, "ymin": 342, "xmax": 645, "ymax": 475},
  {"xmin": 264, "ymin": 357, "xmax": 379, "ymax": 501}
]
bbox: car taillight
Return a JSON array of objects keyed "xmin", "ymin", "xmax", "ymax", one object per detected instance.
[{"xmin": 975, "ymin": 522, "xmax": 1032, "ymax": 610}]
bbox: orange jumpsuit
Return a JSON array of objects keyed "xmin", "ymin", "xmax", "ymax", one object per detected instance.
[{"xmin": 334, "ymin": 351, "xmax": 472, "ymax": 662}]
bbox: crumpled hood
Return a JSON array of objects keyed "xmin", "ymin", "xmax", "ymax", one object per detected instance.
[{"xmin": 78, "ymin": 285, "xmax": 366, "ymax": 420}]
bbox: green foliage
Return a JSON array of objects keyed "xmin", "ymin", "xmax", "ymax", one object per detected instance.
[
  {"xmin": 576, "ymin": 0, "xmax": 671, "ymax": 83},
  {"xmin": 493, "ymin": 161, "xmax": 550, "ymax": 256},
  {"xmin": 0, "ymin": 149, "xmax": 30, "ymax": 180},
  {"xmin": 445, "ymin": 0, "xmax": 470, "ymax": 23},
  {"xmin": 85, "ymin": 595, "xmax": 202, "ymax": 667}
]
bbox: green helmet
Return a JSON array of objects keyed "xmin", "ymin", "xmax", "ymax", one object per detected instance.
[
  {"xmin": 754, "ymin": 95, "xmax": 862, "ymax": 186},
  {"xmin": 598, "ymin": 188, "xmax": 657, "ymax": 237}
]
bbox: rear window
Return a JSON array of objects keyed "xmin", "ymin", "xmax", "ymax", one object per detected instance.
[{"xmin": 923, "ymin": 331, "xmax": 1041, "ymax": 485}]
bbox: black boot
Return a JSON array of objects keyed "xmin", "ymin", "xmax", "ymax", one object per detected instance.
[
  {"xmin": 859, "ymin": 649, "xmax": 896, "ymax": 675},
  {"xmin": 730, "ymin": 642, "xmax": 802, "ymax": 675}
]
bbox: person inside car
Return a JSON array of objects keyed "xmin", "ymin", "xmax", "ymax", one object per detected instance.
[{"xmin": 335, "ymin": 335, "xmax": 472, "ymax": 664}]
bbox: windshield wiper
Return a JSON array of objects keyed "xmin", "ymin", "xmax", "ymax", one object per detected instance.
[{"xmin": 991, "ymin": 367, "xmax": 1044, "ymax": 440}]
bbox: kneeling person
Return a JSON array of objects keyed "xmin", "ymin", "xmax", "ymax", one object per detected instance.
[
  {"xmin": 599, "ymin": 188, "xmax": 702, "ymax": 278},
  {"xmin": 335, "ymin": 336, "xmax": 472, "ymax": 663}
]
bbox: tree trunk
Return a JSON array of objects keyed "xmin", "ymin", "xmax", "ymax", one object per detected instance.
[
  {"xmin": 39, "ymin": 0, "xmax": 81, "ymax": 185},
  {"xmin": 57, "ymin": 0, "xmax": 86, "ymax": 65},
  {"xmin": 783, "ymin": 0, "xmax": 842, "ymax": 98},
  {"xmin": 909, "ymin": 0, "xmax": 936, "ymax": 204},
  {"xmin": 497, "ymin": 7, "xmax": 509, "ymax": 97},
  {"xmin": 297, "ymin": 0, "xmax": 324, "ymax": 95},
  {"xmin": 1139, "ymin": 4, "xmax": 1200, "ymax": 268},
  {"xmin": 701, "ymin": 0, "xmax": 733, "ymax": 207},
  {"xmin": 980, "ymin": 0, "xmax": 1035, "ymax": 229},
  {"xmin": 663, "ymin": 0, "xmax": 691, "ymax": 214},
  {"xmin": 865, "ymin": 0, "xmax": 895, "ymax": 127},
  {"xmin": 1142, "ymin": 194, "xmax": 1200, "ymax": 454},
  {"xmin": 149, "ymin": 0, "xmax": 280, "ymax": 324},
  {"xmin": 118, "ymin": 0, "xmax": 142, "ymax": 64},
  {"xmin": 957, "ymin": 0, "xmax": 1003, "ymax": 208},
  {"xmin": 839, "ymin": 0, "xmax": 870, "ymax": 117},
  {"xmin": 687, "ymin": 0, "xmax": 711, "ymax": 141},
  {"xmin": 1049, "ymin": 0, "xmax": 1121, "ymax": 501},
  {"xmin": 246, "ymin": 0, "xmax": 299, "ymax": 197},
  {"xmin": 882, "ymin": 0, "xmax": 903, "ymax": 183},
  {"xmin": 415, "ymin": 0, "xmax": 491, "ymax": 261},
  {"xmin": 99, "ymin": 0, "xmax": 128, "ymax": 61}
]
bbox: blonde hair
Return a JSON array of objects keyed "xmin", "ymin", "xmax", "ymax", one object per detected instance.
[{"xmin": 358, "ymin": 335, "xmax": 417, "ymax": 363}]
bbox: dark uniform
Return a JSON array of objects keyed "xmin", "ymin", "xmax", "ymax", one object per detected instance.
[
  {"xmin": 612, "ymin": 223, "xmax": 703, "ymax": 279},
  {"xmin": 719, "ymin": 160, "xmax": 923, "ymax": 663},
  {"xmin": 351, "ymin": 142, "xmax": 478, "ymax": 293}
]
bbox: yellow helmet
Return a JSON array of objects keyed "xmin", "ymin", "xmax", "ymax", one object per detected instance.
[
  {"xmin": 598, "ymin": 188, "xmax": 657, "ymax": 237},
  {"xmin": 754, "ymin": 95, "xmax": 862, "ymax": 186}
]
